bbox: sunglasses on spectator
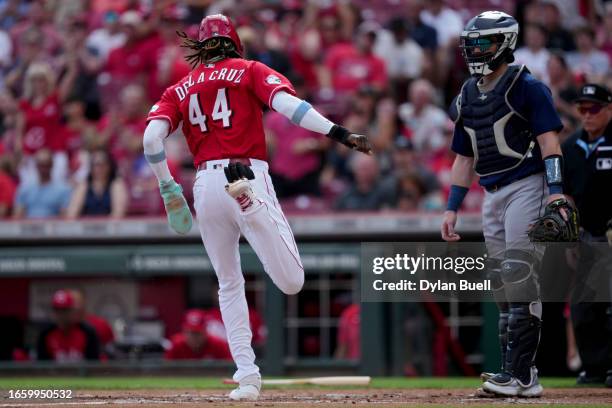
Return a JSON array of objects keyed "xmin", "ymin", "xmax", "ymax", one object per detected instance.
[{"xmin": 577, "ymin": 104, "xmax": 607, "ymax": 115}]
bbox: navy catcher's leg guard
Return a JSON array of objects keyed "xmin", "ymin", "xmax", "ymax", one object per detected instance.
[
  {"xmin": 497, "ymin": 251, "xmax": 542, "ymax": 386},
  {"xmin": 483, "ymin": 258, "xmax": 509, "ymax": 377},
  {"xmin": 505, "ymin": 302, "xmax": 542, "ymax": 385}
]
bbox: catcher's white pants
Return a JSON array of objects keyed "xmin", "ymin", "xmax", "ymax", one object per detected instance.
[{"xmin": 193, "ymin": 158, "xmax": 304, "ymax": 381}]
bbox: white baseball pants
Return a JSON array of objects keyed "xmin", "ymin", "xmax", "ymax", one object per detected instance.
[{"xmin": 192, "ymin": 158, "xmax": 304, "ymax": 381}]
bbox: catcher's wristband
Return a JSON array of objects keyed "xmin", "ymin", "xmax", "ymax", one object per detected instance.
[
  {"xmin": 447, "ymin": 185, "xmax": 469, "ymax": 212},
  {"xmin": 327, "ymin": 124, "xmax": 351, "ymax": 146},
  {"xmin": 543, "ymin": 154, "xmax": 563, "ymax": 195}
]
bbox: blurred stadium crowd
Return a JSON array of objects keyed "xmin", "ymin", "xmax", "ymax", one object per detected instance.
[{"xmin": 0, "ymin": 0, "xmax": 611, "ymax": 218}]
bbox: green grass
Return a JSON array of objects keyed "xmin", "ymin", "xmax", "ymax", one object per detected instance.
[{"xmin": 0, "ymin": 376, "xmax": 588, "ymax": 390}]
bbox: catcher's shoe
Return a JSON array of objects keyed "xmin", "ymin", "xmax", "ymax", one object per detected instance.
[
  {"xmin": 483, "ymin": 367, "xmax": 542, "ymax": 398},
  {"xmin": 480, "ymin": 372, "xmax": 495, "ymax": 382},
  {"xmin": 228, "ymin": 374, "xmax": 261, "ymax": 401},
  {"xmin": 577, "ymin": 370, "xmax": 606, "ymax": 385},
  {"xmin": 225, "ymin": 178, "xmax": 259, "ymax": 212}
]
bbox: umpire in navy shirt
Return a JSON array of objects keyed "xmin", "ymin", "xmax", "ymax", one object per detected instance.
[{"xmin": 562, "ymin": 83, "xmax": 612, "ymax": 387}]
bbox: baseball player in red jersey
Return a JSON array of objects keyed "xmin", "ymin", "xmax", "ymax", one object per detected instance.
[{"xmin": 143, "ymin": 15, "xmax": 371, "ymax": 401}]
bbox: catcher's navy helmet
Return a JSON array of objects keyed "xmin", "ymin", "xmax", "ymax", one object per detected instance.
[{"xmin": 460, "ymin": 11, "xmax": 519, "ymax": 77}]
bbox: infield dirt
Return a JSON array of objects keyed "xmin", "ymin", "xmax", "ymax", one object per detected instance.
[{"xmin": 1, "ymin": 387, "xmax": 610, "ymax": 407}]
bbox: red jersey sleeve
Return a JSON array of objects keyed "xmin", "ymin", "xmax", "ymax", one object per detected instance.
[
  {"xmin": 249, "ymin": 61, "xmax": 296, "ymax": 108},
  {"xmin": 147, "ymin": 87, "xmax": 182, "ymax": 132},
  {"xmin": 370, "ymin": 57, "xmax": 388, "ymax": 89}
]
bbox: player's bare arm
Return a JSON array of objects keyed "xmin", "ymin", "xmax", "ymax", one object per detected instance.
[
  {"xmin": 441, "ymin": 154, "xmax": 475, "ymax": 242},
  {"xmin": 271, "ymin": 91, "xmax": 372, "ymax": 155}
]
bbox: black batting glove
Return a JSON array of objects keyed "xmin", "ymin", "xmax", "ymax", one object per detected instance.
[
  {"xmin": 327, "ymin": 125, "xmax": 373, "ymax": 155},
  {"xmin": 224, "ymin": 162, "xmax": 255, "ymax": 183}
]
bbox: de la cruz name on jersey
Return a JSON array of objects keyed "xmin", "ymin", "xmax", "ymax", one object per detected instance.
[
  {"xmin": 172, "ymin": 67, "xmax": 246, "ymax": 101},
  {"xmin": 147, "ymin": 58, "xmax": 296, "ymax": 166}
]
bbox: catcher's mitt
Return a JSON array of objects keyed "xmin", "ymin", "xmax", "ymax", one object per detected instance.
[{"xmin": 528, "ymin": 198, "xmax": 580, "ymax": 242}]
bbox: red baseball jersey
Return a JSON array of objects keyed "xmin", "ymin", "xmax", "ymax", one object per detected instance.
[
  {"xmin": 164, "ymin": 333, "xmax": 232, "ymax": 360},
  {"xmin": 37, "ymin": 323, "xmax": 100, "ymax": 362},
  {"xmin": 19, "ymin": 92, "xmax": 65, "ymax": 154},
  {"xmin": 337, "ymin": 304, "xmax": 360, "ymax": 360},
  {"xmin": 147, "ymin": 58, "xmax": 296, "ymax": 166}
]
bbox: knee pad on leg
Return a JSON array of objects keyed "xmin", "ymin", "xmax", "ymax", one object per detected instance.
[
  {"xmin": 501, "ymin": 250, "xmax": 535, "ymax": 283},
  {"xmin": 501, "ymin": 250, "xmax": 540, "ymax": 302}
]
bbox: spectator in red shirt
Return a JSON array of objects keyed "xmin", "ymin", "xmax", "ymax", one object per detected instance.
[
  {"xmin": 0, "ymin": 157, "xmax": 16, "ymax": 217},
  {"xmin": 147, "ymin": 7, "xmax": 191, "ymax": 102},
  {"xmin": 62, "ymin": 97, "xmax": 99, "ymax": 181},
  {"xmin": 335, "ymin": 304, "xmax": 360, "ymax": 360},
  {"xmin": 265, "ymin": 76, "xmax": 329, "ymax": 198},
  {"xmin": 16, "ymin": 62, "xmax": 76, "ymax": 183},
  {"xmin": 4, "ymin": 27, "xmax": 52, "ymax": 97},
  {"xmin": 164, "ymin": 309, "xmax": 231, "ymax": 360},
  {"xmin": 428, "ymin": 121, "xmax": 483, "ymax": 211},
  {"xmin": 36, "ymin": 289, "xmax": 100, "ymax": 362},
  {"xmin": 9, "ymin": 0, "xmax": 62, "ymax": 58},
  {"xmin": 0, "ymin": 89, "xmax": 19, "ymax": 143},
  {"xmin": 98, "ymin": 83, "xmax": 148, "ymax": 167},
  {"xmin": 102, "ymin": 11, "xmax": 160, "ymax": 107},
  {"xmin": 322, "ymin": 22, "xmax": 387, "ymax": 95}
]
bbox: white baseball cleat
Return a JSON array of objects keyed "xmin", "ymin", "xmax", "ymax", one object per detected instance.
[
  {"xmin": 228, "ymin": 374, "xmax": 261, "ymax": 401},
  {"xmin": 225, "ymin": 179, "xmax": 260, "ymax": 212}
]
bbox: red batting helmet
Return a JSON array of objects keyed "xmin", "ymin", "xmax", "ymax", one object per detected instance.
[
  {"xmin": 198, "ymin": 14, "xmax": 243, "ymax": 57},
  {"xmin": 182, "ymin": 309, "xmax": 207, "ymax": 333}
]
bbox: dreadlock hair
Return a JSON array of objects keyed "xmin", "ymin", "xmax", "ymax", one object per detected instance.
[{"xmin": 177, "ymin": 31, "xmax": 240, "ymax": 68}]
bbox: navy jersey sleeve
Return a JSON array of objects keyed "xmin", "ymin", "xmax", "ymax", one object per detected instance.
[
  {"xmin": 451, "ymin": 124, "xmax": 474, "ymax": 157},
  {"xmin": 516, "ymin": 74, "xmax": 563, "ymax": 136},
  {"xmin": 448, "ymin": 96, "xmax": 474, "ymax": 157}
]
